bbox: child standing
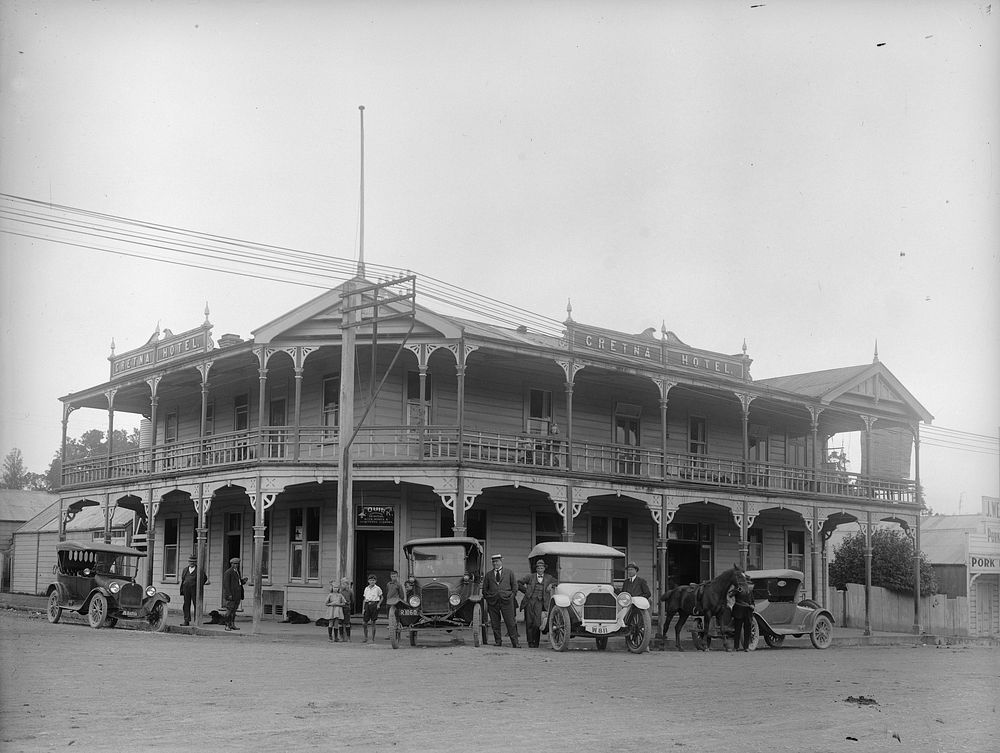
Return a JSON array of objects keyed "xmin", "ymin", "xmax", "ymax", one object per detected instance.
[
  {"xmin": 361, "ymin": 574, "xmax": 383, "ymax": 644},
  {"xmin": 324, "ymin": 581, "xmax": 347, "ymax": 642}
]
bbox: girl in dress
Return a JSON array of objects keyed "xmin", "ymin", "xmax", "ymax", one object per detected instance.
[{"xmin": 324, "ymin": 580, "xmax": 347, "ymax": 642}]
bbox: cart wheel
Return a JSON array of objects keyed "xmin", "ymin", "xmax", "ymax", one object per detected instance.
[
  {"xmin": 389, "ymin": 608, "xmax": 400, "ymax": 649},
  {"xmin": 148, "ymin": 601, "xmax": 168, "ymax": 632},
  {"xmin": 746, "ymin": 616, "xmax": 760, "ymax": 651},
  {"xmin": 46, "ymin": 591, "xmax": 62, "ymax": 624},
  {"xmin": 595, "ymin": 636, "xmax": 608, "ymax": 650},
  {"xmin": 810, "ymin": 615, "xmax": 833, "ymax": 649},
  {"xmin": 548, "ymin": 606, "xmax": 571, "ymax": 652},
  {"xmin": 472, "ymin": 603, "xmax": 482, "ymax": 647},
  {"xmin": 88, "ymin": 594, "xmax": 108, "ymax": 629},
  {"xmin": 624, "ymin": 609, "xmax": 651, "ymax": 654},
  {"xmin": 764, "ymin": 633, "xmax": 785, "ymax": 648}
]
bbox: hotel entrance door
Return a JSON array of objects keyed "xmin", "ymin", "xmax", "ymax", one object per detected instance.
[{"xmin": 354, "ymin": 530, "xmax": 394, "ymax": 615}]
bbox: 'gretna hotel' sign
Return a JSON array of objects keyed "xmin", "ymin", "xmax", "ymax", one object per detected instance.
[
  {"xmin": 110, "ymin": 325, "xmax": 214, "ymax": 378},
  {"xmin": 571, "ymin": 323, "xmax": 746, "ymax": 379}
]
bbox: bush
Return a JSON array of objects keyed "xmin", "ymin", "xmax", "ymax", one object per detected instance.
[{"xmin": 830, "ymin": 528, "xmax": 937, "ymax": 597}]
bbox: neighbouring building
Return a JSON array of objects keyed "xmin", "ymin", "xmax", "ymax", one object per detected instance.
[
  {"xmin": 0, "ymin": 489, "xmax": 57, "ymax": 591},
  {"xmin": 920, "ymin": 497, "xmax": 1000, "ymax": 637},
  {"xmin": 49, "ymin": 273, "xmax": 933, "ymax": 629}
]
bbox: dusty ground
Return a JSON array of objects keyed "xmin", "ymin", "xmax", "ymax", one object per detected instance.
[{"xmin": 1, "ymin": 608, "xmax": 997, "ymax": 753}]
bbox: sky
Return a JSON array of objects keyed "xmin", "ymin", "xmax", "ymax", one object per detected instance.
[{"xmin": 1, "ymin": 0, "xmax": 997, "ymax": 514}]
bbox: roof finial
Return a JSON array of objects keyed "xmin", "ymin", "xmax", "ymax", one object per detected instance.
[
  {"xmin": 204, "ymin": 301, "xmax": 211, "ymax": 324},
  {"xmin": 873, "ymin": 339, "xmax": 879, "ymax": 363},
  {"xmin": 565, "ymin": 298, "xmax": 573, "ymax": 322},
  {"xmin": 661, "ymin": 320, "xmax": 667, "ymax": 341},
  {"xmin": 742, "ymin": 338, "xmax": 748, "ymax": 356},
  {"xmin": 110, "ymin": 338, "xmax": 115, "ymax": 356}
]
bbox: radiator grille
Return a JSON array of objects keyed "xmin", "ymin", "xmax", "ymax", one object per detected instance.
[
  {"xmin": 583, "ymin": 592, "xmax": 617, "ymax": 621},
  {"xmin": 420, "ymin": 582, "xmax": 450, "ymax": 614},
  {"xmin": 118, "ymin": 583, "xmax": 143, "ymax": 608}
]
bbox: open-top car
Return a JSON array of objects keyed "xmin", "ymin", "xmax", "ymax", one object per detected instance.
[
  {"xmin": 390, "ymin": 537, "xmax": 485, "ymax": 649},
  {"xmin": 46, "ymin": 542, "xmax": 171, "ymax": 631},
  {"xmin": 530, "ymin": 542, "xmax": 652, "ymax": 653},
  {"xmin": 745, "ymin": 569, "xmax": 834, "ymax": 650}
]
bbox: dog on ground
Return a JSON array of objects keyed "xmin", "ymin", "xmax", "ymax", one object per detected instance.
[{"xmin": 283, "ymin": 609, "xmax": 312, "ymax": 624}]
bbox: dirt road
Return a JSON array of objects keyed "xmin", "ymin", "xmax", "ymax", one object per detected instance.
[{"xmin": 1, "ymin": 608, "xmax": 996, "ymax": 752}]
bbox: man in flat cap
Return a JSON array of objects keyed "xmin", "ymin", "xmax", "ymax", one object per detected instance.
[
  {"xmin": 179, "ymin": 553, "xmax": 208, "ymax": 626},
  {"xmin": 621, "ymin": 561, "xmax": 651, "ymax": 599},
  {"xmin": 222, "ymin": 557, "xmax": 248, "ymax": 631},
  {"xmin": 518, "ymin": 558, "xmax": 557, "ymax": 647},
  {"xmin": 482, "ymin": 554, "xmax": 519, "ymax": 647}
]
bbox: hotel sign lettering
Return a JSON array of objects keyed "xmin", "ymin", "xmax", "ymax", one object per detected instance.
[
  {"xmin": 356, "ymin": 505, "xmax": 394, "ymax": 528},
  {"xmin": 574, "ymin": 330, "xmax": 662, "ymax": 362},
  {"xmin": 110, "ymin": 326, "xmax": 213, "ymax": 378},
  {"xmin": 572, "ymin": 325, "xmax": 744, "ymax": 378},
  {"xmin": 667, "ymin": 351, "xmax": 744, "ymax": 379}
]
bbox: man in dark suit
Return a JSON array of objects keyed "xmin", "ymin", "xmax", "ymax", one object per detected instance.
[
  {"xmin": 621, "ymin": 561, "xmax": 652, "ymax": 599},
  {"xmin": 179, "ymin": 553, "xmax": 208, "ymax": 626},
  {"xmin": 518, "ymin": 559, "xmax": 557, "ymax": 648},
  {"xmin": 482, "ymin": 553, "xmax": 519, "ymax": 647},
  {"xmin": 222, "ymin": 557, "xmax": 247, "ymax": 631}
]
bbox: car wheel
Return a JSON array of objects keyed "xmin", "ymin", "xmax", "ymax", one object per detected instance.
[
  {"xmin": 88, "ymin": 594, "xmax": 108, "ymax": 629},
  {"xmin": 409, "ymin": 630, "xmax": 417, "ymax": 647},
  {"xmin": 46, "ymin": 591, "xmax": 62, "ymax": 624},
  {"xmin": 624, "ymin": 608, "xmax": 652, "ymax": 654},
  {"xmin": 810, "ymin": 615, "xmax": 833, "ymax": 649},
  {"xmin": 548, "ymin": 606, "xmax": 571, "ymax": 652},
  {"xmin": 389, "ymin": 608, "xmax": 400, "ymax": 649},
  {"xmin": 472, "ymin": 603, "xmax": 482, "ymax": 648},
  {"xmin": 764, "ymin": 633, "xmax": 785, "ymax": 648},
  {"xmin": 595, "ymin": 636, "xmax": 609, "ymax": 650},
  {"xmin": 148, "ymin": 601, "xmax": 168, "ymax": 632},
  {"xmin": 746, "ymin": 617, "xmax": 760, "ymax": 651}
]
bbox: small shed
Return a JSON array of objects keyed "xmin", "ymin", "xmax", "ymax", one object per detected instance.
[
  {"xmin": 10, "ymin": 501, "xmax": 135, "ymax": 596},
  {"xmin": 0, "ymin": 490, "xmax": 58, "ymax": 591}
]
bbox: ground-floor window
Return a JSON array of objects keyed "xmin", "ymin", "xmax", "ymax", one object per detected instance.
[
  {"xmin": 162, "ymin": 517, "xmax": 179, "ymax": 580},
  {"xmin": 534, "ymin": 512, "xmax": 562, "ymax": 545},
  {"xmin": 667, "ymin": 522, "xmax": 713, "ymax": 586},
  {"xmin": 786, "ymin": 530, "xmax": 805, "ymax": 571},
  {"xmin": 261, "ymin": 508, "xmax": 272, "ymax": 581},
  {"xmin": 748, "ymin": 528, "xmax": 763, "ymax": 570},
  {"xmin": 591, "ymin": 515, "xmax": 628, "ymax": 581},
  {"xmin": 290, "ymin": 506, "xmax": 320, "ymax": 582}
]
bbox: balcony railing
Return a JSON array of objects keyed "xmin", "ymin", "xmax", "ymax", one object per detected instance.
[{"xmin": 60, "ymin": 425, "xmax": 917, "ymax": 504}]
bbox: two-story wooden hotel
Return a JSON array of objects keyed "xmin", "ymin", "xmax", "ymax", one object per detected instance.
[{"xmin": 55, "ymin": 273, "xmax": 932, "ymax": 632}]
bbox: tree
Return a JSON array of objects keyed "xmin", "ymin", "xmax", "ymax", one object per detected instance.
[
  {"xmin": 45, "ymin": 428, "xmax": 142, "ymax": 489},
  {"xmin": 829, "ymin": 527, "xmax": 938, "ymax": 597},
  {"xmin": 1, "ymin": 448, "xmax": 29, "ymax": 489}
]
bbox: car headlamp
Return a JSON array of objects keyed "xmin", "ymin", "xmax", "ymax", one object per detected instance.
[
  {"xmin": 449, "ymin": 594, "xmax": 461, "ymax": 606},
  {"xmin": 571, "ymin": 591, "xmax": 586, "ymax": 607},
  {"xmin": 109, "ymin": 582, "xmax": 121, "ymax": 594},
  {"xmin": 617, "ymin": 592, "xmax": 632, "ymax": 607},
  {"xmin": 145, "ymin": 585, "xmax": 156, "ymax": 597},
  {"xmin": 408, "ymin": 595, "xmax": 421, "ymax": 608}
]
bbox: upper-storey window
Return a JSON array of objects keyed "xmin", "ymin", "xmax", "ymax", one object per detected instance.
[
  {"xmin": 323, "ymin": 376, "xmax": 340, "ymax": 427},
  {"xmin": 748, "ymin": 527, "xmax": 763, "ymax": 570},
  {"xmin": 786, "ymin": 434, "xmax": 807, "ymax": 467},
  {"xmin": 688, "ymin": 416, "xmax": 707, "ymax": 455},
  {"xmin": 234, "ymin": 394, "xmax": 249, "ymax": 432},
  {"xmin": 614, "ymin": 403, "xmax": 640, "ymax": 446},
  {"xmin": 204, "ymin": 401, "xmax": 215, "ymax": 436},
  {"xmin": 164, "ymin": 409, "xmax": 178, "ymax": 444},
  {"xmin": 406, "ymin": 371, "xmax": 432, "ymax": 425},
  {"xmin": 527, "ymin": 388, "xmax": 553, "ymax": 434}
]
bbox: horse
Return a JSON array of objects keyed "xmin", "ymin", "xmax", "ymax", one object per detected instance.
[{"xmin": 660, "ymin": 564, "xmax": 750, "ymax": 651}]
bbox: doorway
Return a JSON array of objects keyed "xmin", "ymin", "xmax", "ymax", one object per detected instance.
[
  {"xmin": 222, "ymin": 511, "xmax": 243, "ymax": 607},
  {"xmin": 355, "ymin": 530, "xmax": 395, "ymax": 615}
]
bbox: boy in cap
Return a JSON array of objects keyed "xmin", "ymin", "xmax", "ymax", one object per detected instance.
[
  {"xmin": 222, "ymin": 557, "xmax": 248, "ymax": 631},
  {"xmin": 482, "ymin": 554, "xmax": 519, "ymax": 647},
  {"xmin": 361, "ymin": 574, "xmax": 383, "ymax": 643},
  {"xmin": 179, "ymin": 553, "xmax": 208, "ymax": 626}
]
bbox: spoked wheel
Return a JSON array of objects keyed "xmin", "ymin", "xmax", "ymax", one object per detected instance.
[
  {"xmin": 389, "ymin": 608, "xmax": 400, "ymax": 649},
  {"xmin": 624, "ymin": 609, "xmax": 652, "ymax": 654},
  {"xmin": 595, "ymin": 636, "xmax": 608, "ymax": 651},
  {"xmin": 764, "ymin": 633, "xmax": 785, "ymax": 648},
  {"xmin": 88, "ymin": 594, "xmax": 108, "ymax": 629},
  {"xmin": 810, "ymin": 615, "xmax": 833, "ymax": 649},
  {"xmin": 104, "ymin": 618, "xmax": 118, "ymax": 628},
  {"xmin": 746, "ymin": 617, "xmax": 760, "ymax": 651},
  {"xmin": 548, "ymin": 606, "xmax": 571, "ymax": 652},
  {"xmin": 148, "ymin": 601, "xmax": 168, "ymax": 632},
  {"xmin": 472, "ymin": 603, "xmax": 482, "ymax": 647},
  {"xmin": 46, "ymin": 592, "xmax": 62, "ymax": 624}
]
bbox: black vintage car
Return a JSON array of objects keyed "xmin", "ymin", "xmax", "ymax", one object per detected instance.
[
  {"xmin": 389, "ymin": 537, "xmax": 485, "ymax": 649},
  {"xmin": 46, "ymin": 542, "xmax": 171, "ymax": 631}
]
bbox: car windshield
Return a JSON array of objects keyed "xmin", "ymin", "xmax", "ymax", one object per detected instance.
[
  {"xmin": 409, "ymin": 545, "xmax": 468, "ymax": 578},
  {"xmin": 556, "ymin": 556, "xmax": 615, "ymax": 584},
  {"xmin": 93, "ymin": 554, "xmax": 137, "ymax": 576},
  {"xmin": 753, "ymin": 578, "xmax": 800, "ymax": 603}
]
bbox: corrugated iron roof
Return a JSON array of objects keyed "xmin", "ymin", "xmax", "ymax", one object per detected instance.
[{"xmin": 0, "ymin": 490, "xmax": 58, "ymax": 522}]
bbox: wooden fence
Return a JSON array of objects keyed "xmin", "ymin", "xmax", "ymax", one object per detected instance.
[{"xmin": 828, "ymin": 583, "xmax": 969, "ymax": 636}]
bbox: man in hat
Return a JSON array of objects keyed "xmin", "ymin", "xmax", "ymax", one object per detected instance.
[
  {"xmin": 621, "ymin": 561, "xmax": 651, "ymax": 599},
  {"xmin": 179, "ymin": 553, "xmax": 208, "ymax": 626},
  {"xmin": 482, "ymin": 554, "xmax": 519, "ymax": 647},
  {"xmin": 518, "ymin": 558, "xmax": 557, "ymax": 647},
  {"xmin": 222, "ymin": 557, "xmax": 248, "ymax": 631}
]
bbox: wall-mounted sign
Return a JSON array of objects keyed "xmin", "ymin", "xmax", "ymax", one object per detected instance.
[
  {"xmin": 356, "ymin": 505, "xmax": 395, "ymax": 528},
  {"xmin": 110, "ymin": 324, "xmax": 214, "ymax": 379},
  {"xmin": 969, "ymin": 554, "xmax": 1000, "ymax": 573},
  {"xmin": 571, "ymin": 326, "xmax": 662, "ymax": 363},
  {"xmin": 666, "ymin": 350, "xmax": 745, "ymax": 379}
]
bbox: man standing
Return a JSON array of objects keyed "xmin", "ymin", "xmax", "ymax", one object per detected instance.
[
  {"xmin": 179, "ymin": 553, "xmax": 208, "ymax": 626},
  {"xmin": 482, "ymin": 553, "xmax": 519, "ymax": 647},
  {"xmin": 621, "ymin": 561, "xmax": 651, "ymax": 599},
  {"xmin": 518, "ymin": 559, "xmax": 557, "ymax": 647},
  {"xmin": 222, "ymin": 557, "xmax": 247, "ymax": 631},
  {"xmin": 382, "ymin": 570, "xmax": 408, "ymax": 640}
]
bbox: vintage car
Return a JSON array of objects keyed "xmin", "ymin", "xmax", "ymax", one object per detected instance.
[
  {"xmin": 530, "ymin": 542, "xmax": 652, "ymax": 653},
  {"xmin": 45, "ymin": 542, "xmax": 171, "ymax": 631},
  {"xmin": 745, "ymin": 569, "xmax": 834, "ymax": 650},
  {"xmin": 390, "ymin": 537, "xmax": 485, "ymax": 649}
]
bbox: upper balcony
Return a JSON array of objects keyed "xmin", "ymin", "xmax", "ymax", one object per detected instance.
[{"xmin": 60, "ymin": 424, "xmax": 918, "ymax": 505}]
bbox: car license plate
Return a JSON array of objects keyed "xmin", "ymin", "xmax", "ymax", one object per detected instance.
[
  {"xmin": 397, "ymin": 608, "xmax": 418, "ymax": 617},
  {"xmin": 119, "ymin": 610, "xmax": 137, "ymax": 617},
  {"xmin": 586, "ymin": 624, "xmax": 611, "ymax": 635}
]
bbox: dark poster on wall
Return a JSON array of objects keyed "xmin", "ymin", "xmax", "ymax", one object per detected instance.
[{"xmin": 356, "ymin": 505, "xmax": 394, "ymax": 528}]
